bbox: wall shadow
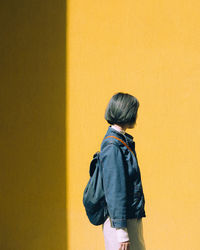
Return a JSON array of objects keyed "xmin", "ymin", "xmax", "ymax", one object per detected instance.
[{"xmin": 0, "ymin": 1, "xmax": 67, "ymax": 249}]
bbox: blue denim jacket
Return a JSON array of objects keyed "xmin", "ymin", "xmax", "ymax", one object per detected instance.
[{"xmin": 100, "ymin": 126, "xmax": 146, "ymax": 228}]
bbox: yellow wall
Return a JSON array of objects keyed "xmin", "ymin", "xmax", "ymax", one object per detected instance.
[
  {"xmin": 0, "ymin": 1, "xmax": 66, "ymax": 250},
  {"xmin": 67, "ymin": 0, "xmax": 200, "ymax": 249}
]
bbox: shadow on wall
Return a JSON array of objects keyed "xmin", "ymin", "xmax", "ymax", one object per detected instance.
[{"xmin": 0, "ymin": 1, "xmax": 67, "ymax": 250}]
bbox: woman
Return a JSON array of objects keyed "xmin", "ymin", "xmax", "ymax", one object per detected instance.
[{"xmin": 100, "ymin": 92, "xmax": 146, "ymax": 250}]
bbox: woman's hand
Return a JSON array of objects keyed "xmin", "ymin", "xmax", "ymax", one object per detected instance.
[{"xmin": 119, "ymin": 240, "xmax": 130, "ymax": 250}]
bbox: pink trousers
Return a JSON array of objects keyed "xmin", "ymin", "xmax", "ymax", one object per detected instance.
[{"xmin": 102, "ymin": 217, "xmax": 146, "ymax": 250}]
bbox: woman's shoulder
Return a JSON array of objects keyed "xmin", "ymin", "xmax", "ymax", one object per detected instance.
[
  {"xmin": 100, "ymin": 126, "xmax": 130, "ymax": 152},
  {"xmin": 100, "ymin": 137, "xmax": 120, "ymax": 151}
]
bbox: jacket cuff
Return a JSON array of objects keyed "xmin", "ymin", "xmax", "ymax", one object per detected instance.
[{"xmin": 111, "ymin": 218, "xmax": 127, "ymax": 228}]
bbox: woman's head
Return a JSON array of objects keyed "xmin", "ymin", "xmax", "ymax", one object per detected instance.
[{"xmin": 105, "ymin": 92, "xmax": 139, "ymax": 127}]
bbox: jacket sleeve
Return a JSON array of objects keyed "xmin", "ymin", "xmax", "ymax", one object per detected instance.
[{"xmin": 101, "ymin": 143, "xmax": 127, "ymax": 228}]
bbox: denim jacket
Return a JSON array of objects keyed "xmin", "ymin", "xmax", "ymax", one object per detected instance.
[{"xmin": 100, "ymin": 126, "xmax": 146, "ymax": 228}]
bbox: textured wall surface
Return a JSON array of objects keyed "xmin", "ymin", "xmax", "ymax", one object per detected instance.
[{"xmin": 67, "ymin": 1, "xmax": 200, "ymax": 249}]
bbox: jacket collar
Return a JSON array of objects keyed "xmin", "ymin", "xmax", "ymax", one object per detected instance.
[{"xmin": 106, "ymin": 126, "xmax": 134, "ymax": 142}]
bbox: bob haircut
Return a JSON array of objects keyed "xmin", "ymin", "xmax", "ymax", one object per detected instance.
[{"xmin": 105, "ymin": 92, "xmax": 139, "ymax": 126}]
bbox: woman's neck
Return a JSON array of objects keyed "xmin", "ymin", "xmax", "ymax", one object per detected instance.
[{"xmin": 111, "ymin": 124, "xmax": 126, "ymax": 134}]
